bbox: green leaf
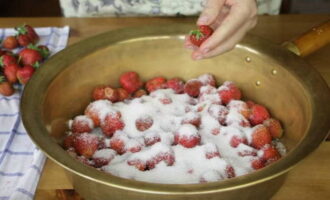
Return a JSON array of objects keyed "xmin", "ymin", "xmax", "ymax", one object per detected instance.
[{"xmin": 33, "ymin": 61, "xmax": 40, "ymax": 68}]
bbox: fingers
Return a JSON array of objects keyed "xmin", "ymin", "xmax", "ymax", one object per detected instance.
[
  {"xmin": 184, "ymin": 35, "xmax": 198, "ymax": 51},
  {"xmin": 199, "ymin": 4, "xmax": 255, "ymax": 53},
  {"xmin": 191, "ymin": 16, "xmax": 257, "ymax": 60},
  {"xmin": 197, "ymin": 0, "xmax": 226, "ymax": 26}
]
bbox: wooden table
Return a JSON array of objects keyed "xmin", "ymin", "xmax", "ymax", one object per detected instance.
[{"xmin": 1, "ymin": 15, "xmax": 329, "ymax": 200}]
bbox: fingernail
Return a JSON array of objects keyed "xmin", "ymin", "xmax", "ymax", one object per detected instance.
[
  {"xmin": 194, "ymin": 55, "xmax": 203, "ymax": 60},
  {"xmin": 197, "ymin": 16, "xmax": 208, "ymax": 24}
]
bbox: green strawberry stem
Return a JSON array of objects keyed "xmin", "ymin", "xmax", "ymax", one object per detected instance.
[
  {"xmin": 0, "ymin": 56, "xmax": 3, "ymax": 67},
  {"xmin": 33, "ymin": 61, "xmax": 40, "ymax": 68},
  {"xmin": 0, "ymin": 75, "xmax": 5, "ymax": 83},
  {"xmin": 15, "ymin": 24, "xmax": 27, "ymax": 35},
  {"xmin": 189, "ymin": 30, "xmax": 204, "ymax": 40}
]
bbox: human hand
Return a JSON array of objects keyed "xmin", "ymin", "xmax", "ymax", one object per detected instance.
[{"xmin": 185, "ymin": 0, "xmax": 258, "ymax": 60}]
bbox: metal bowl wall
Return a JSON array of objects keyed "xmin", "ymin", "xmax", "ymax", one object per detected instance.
[{"xmin": 21, "ymin": 24, "xmax": 330, "ymax": 200}]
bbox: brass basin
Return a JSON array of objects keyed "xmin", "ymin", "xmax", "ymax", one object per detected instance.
[{"xmin": 21, "ymin": 24, "xmax": 330, "ymax": 200}]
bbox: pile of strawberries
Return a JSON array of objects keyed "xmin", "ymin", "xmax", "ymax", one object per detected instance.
[
  {"xmin": 0, "ymin": 24, "xmax": 50, "ymax": 96},
  {"xmin": 63, "ymin": 71, "xmax": 284, "ymax": 176}
]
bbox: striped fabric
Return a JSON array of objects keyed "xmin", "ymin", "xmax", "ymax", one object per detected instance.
[{"xmin": 0, "ymin": 26, "xmax": 70, "ymax": 200}]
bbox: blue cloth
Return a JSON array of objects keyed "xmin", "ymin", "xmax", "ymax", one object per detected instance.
[{"xmin": 0, "ymin": 26, "xmax": 70, "ymax": 200}]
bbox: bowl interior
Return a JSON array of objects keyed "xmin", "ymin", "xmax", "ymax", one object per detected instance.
[{"xmin": 21, "ymin": 25, "xmax": 330, "ymax": 193}]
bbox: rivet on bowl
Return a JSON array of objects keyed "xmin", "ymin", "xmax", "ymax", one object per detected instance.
[
  {"xmin": 272, "ymin": 69, "xmax": 277, "ymax": 75},
  {"xmin": 245, "ymin": 56, "xmax": 252, "ymax": 63},
  {"xmin": 255, "ymin": 80, "xmax": 261, "ymax": 86}
]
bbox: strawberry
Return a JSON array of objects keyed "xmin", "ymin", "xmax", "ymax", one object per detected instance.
[
  {"xmin": 184, "ymin": 79, "xmax": 203, "ymax": 97},
  {"xmin": 182, "ymin": 112, "xmax": 201, "ymax": 128},
  {"xmin": 3, "ymin": 63, "xmax": 19, "ymax": 83},
  {"xmin": 189, "ymin": 25, "xmax": 214, "ymax": 47},
  {"xmin": 251, "ymin": 124, "xmax": 272, "ymax": 149},
  {"xmin": 37, "ymin": 45, "xmax": 50, "ymax": 59},
  {"xmin": 251, "ymin": 159, "xmax": 265, "ymax": 170},
  {"xmin": 15, "ymin": 24, "xmax": 39, "ymax": 46},
  {"xmin": 230, "ymin": 135, "xmax": 248, "ymax": 148},
  {"xmin": 197, "ymin": 73, "xmax": 216, "ymax": 87},
  {"xmin": 261, "ymin": 145, "xmax": 281, "ymax": 165},
  {"xmin": 92, "ymin": 86, "xmax": 106, "ymax": 100},
  {"xmin": 119, "ymin": 71, "xmax": 143, "ymax": 94},
  {"xmin": 144, "ymin": 132, "xmax": 161, "ymax": 146},
  {"xmin": 73, "ymin": 133, "xmax": 99, "ymax": 158},
  {"xmin": 0, "ymin": 54, "xmax": 17, "ymax": 67},
  {"xmin": 84, "ymin": 100, "xmax": 113, "ymax": 127},
  {"xmin": 92, "ymin": 149, "xmax": 116, "ymax": 168},
  {"xmin": 2, "ymin": 36, "xmax": 18, "ymax": 49},
  {"xmin": 204, "ymin": 143, "xmax": 221, "ymax": 159},
  {"xmin": 145, "ymin": 76, "xmax": 167, "ymax": 93},
  {"xmin": 19, "ymin": 48, "xmax": 43, "ymax": 66},
  {"xmin": 16, "ymin": 65, "xmax": 35, "ymax": 84},
  {"xmin": 116, "ymin": 88, "xmax": 130, "ymax": 101},
  {"xmin": 63, "ymin": 134, "xmax": 77, "ymax": 149},
  {"xmin": 127, "ymin": 159, "xmax": 147, "ymax": 171},
  {"xmin": 0, "ymin": 50, "xmax": 5, "ymax": 56},
  {"xmin": 133, "ymin": 89, "xmax": 147, "ymax": 98},
  {"xmin": 101, "ymin": 112, "xmax": 125, "ymax": 137},
  {"xmin": 218, "ymin": 81, "xmax": 242, "ymax": 105},
  {"xmin": 263, "ymin": 118, "xmax": 283, "ymax": 139},
  {"xmin": 110, "ymin": 137, "xmax": 126, "ymax": 155},
  {"xmin": 248, "ymin": 104, "xmax": 270, "ymax": 125},
  {"xmin": 225, "ymin": 165, "xmax": 236, "ymax": 178},
  {"xmin": 166, "ymin": 78, "xmax": 185, "ymax": 94},
  {"xmin": 135, "ymin": 115, "xmax": 153, "ymax": 131},
  {"xmin": 71, "ymin": 115, "xmax": 94, "ymax": 134},
  {"xmin": 207, "ymin": 104, "xmax": 228, "ymax": 125},
  {"xmin": 0, "ymin": 76, "xmax": 15, "ymax": 96},
  {"xmin": 227, "ymin": 100, "xmax": 250, "ymax": 119},
  {"xmin": 246, "ymin": 100, "xmax": 255, "ymax": 108},
  {"xmin": 174, "ymin": 124, "xmax": 201, "ymax": 148}
]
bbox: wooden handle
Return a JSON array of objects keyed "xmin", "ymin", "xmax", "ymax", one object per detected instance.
[{"xmin": 283, "ymin": 19, "xmax": 330, "ymax": 57}]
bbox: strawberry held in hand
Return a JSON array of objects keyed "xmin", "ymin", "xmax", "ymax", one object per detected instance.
[{"xmin": 189, "ymin": 25, "xmax": 214, "ymax": 47}]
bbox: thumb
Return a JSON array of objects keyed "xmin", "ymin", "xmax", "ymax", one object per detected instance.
[{"xmin": 197, "ymin": 0, "xmax": 225, "ymax": 25}]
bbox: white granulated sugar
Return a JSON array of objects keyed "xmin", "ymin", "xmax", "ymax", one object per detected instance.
[
  {"xmin": 272, "ymin": 140, "xmax": 287, "ymax": 156},
  {"xmin": 176, "ymin": 124, "xmax": 198, "ymax": 137},
  {"xmin": 93, "ymin": 149, "xmax": 116, "ymax": 160},
  {"xmin": 88, "ymin": 100, "xmax": 116, "ymax": 123},
  {"xmin": 217, "ymin": 81, "xmax": 232, "ymax": 91},
  {"xmin": 72, "ymin": 87, "xmax": 286, "ymax": 184},
  {"xmin": 197, "ymin": 74, "xmax": 214, "ymax": 86},
  {"xmin": 74, "ymin": 115, "xmax": 94, "ymax": 127}
]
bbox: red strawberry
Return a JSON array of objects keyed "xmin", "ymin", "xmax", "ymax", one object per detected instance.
[
  {"xmin": 261, "ymin": 145, "xmax": 281, "ymax": 165},
  {"xmin": 15, "ymin": 24, "xmax": 39, "ymax": 46},
  {"xmin": 136, "ymin": 115, "xmax": 153, "ymax": 131},
  {"xmin": 84, "ymin": 100, "xmax": 113, "ymax": 127},
  {"xmin": 184, "ymin": 79, "xmax": 203, "ymax": 97},
  {"xmin": 246, "ymin": 100, "xmax": 256, "ymax": 108},
  {"xmin": 2, "ymin": 36, "xmax": 18, "ymax": 49},
  {"xmin": 207, "ymin": 104, "xmax": 228, "ymax": 125},
  {"xmin": 238, "ymin": 149, "xmax": 257, "ymax": 157},
  {"xmin": 189, "ymin": 25, "xmax": 214, "ymax": 47},
  {"xmin": 204, "ymin": 143, "xmax": 221, "ymax": 159},
  {"xmin": 251, "ymin": 159, "xmax": 265, "ymax": 170},
  {"xmin": 71, "ymin": 115, "xmax": 94, "ymax": 134},
  {"xmin": 230, "ymin": 135, "xmax": 248, "ymax": 148},
  {"xmin": 17, "ymin": 34, "xmax": 31, "ymax": 47},
  {"xmin": 116, "ymin": 88, "xmax": 130, "ymax": 101},
  {"xmin": 166, "ymin": 78, "xmax": 185, "ymax": 94},
  {"xmin": 92, "ymin": 149, "xmax": 116, "ymax": 168},
  {"xmin": 119, "ymin": 71, "xmax": 143, "ymax": 94},
  {"xmin": 174, "ymin": 124, "xmax": 201, "ymax": 148},
  {"xmin": 251, "ymin": 125, "xmax": 272, "ymax": 149},
  {"xmin": 263, "ymin": 118, "xmax": 283, "ymax": 139},
  {"xmin": 16, "ymin": 65, "xmax": 35, "ymax": 84},
  {"xmin": 0, "ymin": 54, "xmax": 17, "ymax": 67},
  {"xmin": 198, "ymin": 73, "xmax": 216, "ymax": 87},
  {"xmin": 0, "ymin": 50, "xmax": 6, "ymax": 56},
  {"xmin": 182, "ymin": 112, "xmax": 201, "ymax": 128},
  {"xmin": 19, "ymin": 48, "xmax": 43, "ymax": 66},
  {"xmin": 101, "ymin": 112, "xmax": 125, "ymax": 137},
  {"xmin": 133, "ymin": 89, "xmax": 147, "ymax": 98},
  {"xmin": 63, "ymin": 134, "xmax": 77, "ymax": 149},
  {"xmin": 103, "ymin": 86, "xmax": 119, "ymax": 102},
  {"xmin": 127, "ymin": 159, "xmax": 147, "ymax": 171},
  {"xmin": 110, "ymin": 137, "xmax": 126, "ymax": 155},
  {"xmin": 0, "ymin": 76, "xmax": 15, "ymax": 96},
  {"xmin": 4, "ymin": 63, "xmax": 19, "ymax": 83},
  {"xmin": 144, "ymin": 132, "xmax": 161, "ymax": 146},
  {"xmin": 145, "ymin": 76, "xmax": 167, "ymax": 93},
  {"xmin": 37, "ymin": 45, "xmax": 50, "ymax": 59},
  {"xmin": 73, "ymin": 133, "xmax": 99, "ymax": 158},
  {"xmin": 225, "ymin": 165, "xmax": 236, "ymax": 178},
  {"xmin": 249, "ymin": 104, "xmax": 270, "ymax": 125},
  {"xmin": 92, "ymin": 86, "xmax": 106, "ymax": 100},
  {"xmin": 227, "ymin": 100, "xmax": 250, "ymax": 119},
  {"xmin": 218, "ymin": 81, "xmax": 242, "ymax": 105}
]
